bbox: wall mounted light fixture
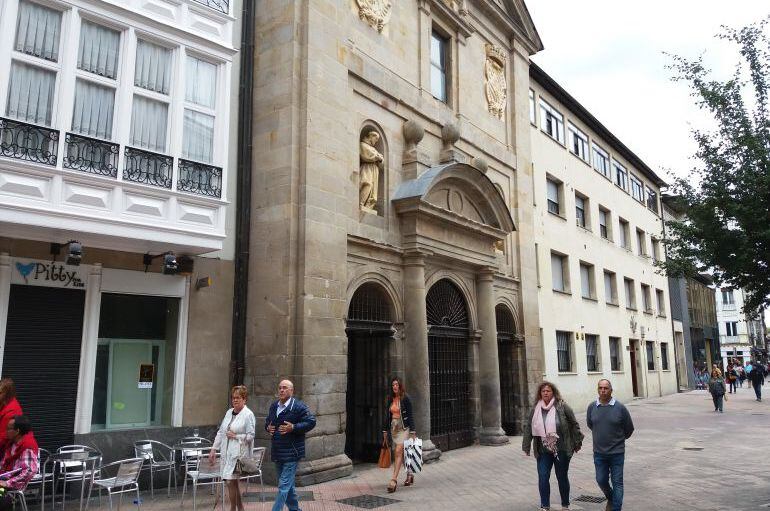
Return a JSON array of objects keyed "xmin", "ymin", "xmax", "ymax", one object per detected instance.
[
  {"xmin": 143, "ymin": 252, "xmax": 178, "ymax": 274},
  {"xmin": 51, "ymin": 240, "xmax": 83, "ymax": 266}
]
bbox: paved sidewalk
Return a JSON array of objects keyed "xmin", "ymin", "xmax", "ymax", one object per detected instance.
[{"xmin": 82, "ymin": 385, "xmax": 770, "ymax": 510}]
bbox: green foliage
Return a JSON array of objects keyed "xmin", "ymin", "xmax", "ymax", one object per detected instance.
[{"xmin": 662, "ymin": 18, "xmax": 770, "ymax": 313}]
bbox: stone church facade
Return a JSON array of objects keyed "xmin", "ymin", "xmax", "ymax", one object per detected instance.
[{"xmin": 249, "ymin": 0, "xmax": 544, "ymax": 484}]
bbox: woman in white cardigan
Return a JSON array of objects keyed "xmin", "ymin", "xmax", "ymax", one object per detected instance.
[{"xmin": 209, "ymin": 385, "xmax": 256, "ymax": 511}]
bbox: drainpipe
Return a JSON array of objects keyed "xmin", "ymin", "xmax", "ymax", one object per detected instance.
[{"xmin": 230, "ymin": 0, "xmax": 255, "ymax": 387}]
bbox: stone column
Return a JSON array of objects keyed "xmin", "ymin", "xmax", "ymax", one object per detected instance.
[
  {"xmin": 403, "ymin": 250, "xmax": 440, "ymax": 461},
  {"xmin": 477, "ymin": 268, "xmax": 509, "ymax": 445}
]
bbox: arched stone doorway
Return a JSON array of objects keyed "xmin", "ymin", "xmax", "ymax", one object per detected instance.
[
  {"xmin": 345, "ymin": 283, "xmax": 393, "ymax": 463},
  {"xmin": 496, "ymin": 304, "xmax": 521, "ymax": 435},
  {"xmin": 426, "ymin": 279, "xmax": 472, "ymax": 452}
]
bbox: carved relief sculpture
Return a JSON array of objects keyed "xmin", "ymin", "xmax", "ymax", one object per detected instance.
[
  {"xmin": 484, "ymin": 44, "xmax": 508, "ymax": 119},
  {"xmin": 359, "ymin": 129, "xmax": 384, "ymax": 212},
  {"xmin": 356, "ymin": 0, "xmax": 392, "ymax": 32}
]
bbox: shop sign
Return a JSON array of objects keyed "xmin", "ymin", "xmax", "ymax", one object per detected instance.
[
  {"xmin": 138, "ymin": 363, "xmax": 154, "ymax": 389},
  {"xmin": 11, "ymin": 258, "xmax": 88, "ymax": 289}
]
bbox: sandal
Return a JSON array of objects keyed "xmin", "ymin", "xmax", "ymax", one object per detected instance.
[
  {"xmin": 387, "ymin": 478, "xmax": 397, "ymax": 493},
  {"xmin": 404, "ymin": 473, "xmax": 414, "ymax": 487}
]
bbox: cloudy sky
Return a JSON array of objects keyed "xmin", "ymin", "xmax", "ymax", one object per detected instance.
[{"xmin": 525, "ymin": 1, "xmax": 770, "ymax": 185}]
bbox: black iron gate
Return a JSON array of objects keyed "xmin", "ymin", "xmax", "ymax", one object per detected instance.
[
  {"xmin": 345, "ymin": 283, "xmax": 392, "ymax": 463},
  {"xmin": 427, "ymin": 279, "xmax": 472, "ymax": 452},
  {"xmin": 496, "ymin": 305, "xmax": 519, "ymax": 435}
]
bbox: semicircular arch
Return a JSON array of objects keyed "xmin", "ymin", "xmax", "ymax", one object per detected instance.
[
  {"xmin": 346, "ymin": 272, "xmax": 403, "ymax": 324},
  {"xmin": 424, "ymin": 270, "xmax": 477, "ymax": 331}
]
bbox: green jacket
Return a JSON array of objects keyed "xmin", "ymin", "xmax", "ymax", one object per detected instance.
[{"xmin": 522, "ymin": 401, "xmax": 584, "ymax": 458}]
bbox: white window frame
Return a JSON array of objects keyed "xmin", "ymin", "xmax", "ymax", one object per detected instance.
[
  {"xmin": 592, "ymin": 143, "xmax": 610, "ymax": 178},
  {"xmin": 539, "ymin": 98, "xmax": 564, "ymax": 144},
  {"xmin": 568, "ymin": 122, "xmax": 589, "ymax": 162},
  {"xmin": 641, "ymin": 283, "xmax": 652, "ymax": 312},
  {"xmin": 551, "ymin": 251, "xmax": 569, "ymax": 293},
  {"xmin": 599, "ymin": 207, "xmax": 611, "ymax": 240},
  {"xmin": 604, "ymin": 270, "xmax": 618, "ymax": 305},
  {"xmin": 575, "ymin": 193, "xmax": 586, "ymax": 228},
  {"xmin": 547, "ymin": 178, "xmax": 561, "ymax": 216},
  {"xmin": 624, "ymin": 278, "xmax": 636, "ymax": 309},
  {"xmin": 182, "ymin": 51, "xmax": 220, "ymax": 165},
  {"xmin": 580, "ymin": 262, "xmax": 595, "ymax": 300},
  {"xmin": 630, "ymin": 174, "xmax": 644, "ymax": 202},
  {"xmin": 613, "ymin": 159, "xmax": 628, "ymax": 191}
]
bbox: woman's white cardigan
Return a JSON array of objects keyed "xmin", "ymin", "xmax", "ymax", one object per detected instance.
[{"xmin": 212, "ymin": 405, "xmax": 256, "ymax": 479}]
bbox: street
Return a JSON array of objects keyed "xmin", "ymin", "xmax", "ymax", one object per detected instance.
[{"xmin": 103, "ymin": 385, "xmax": 770, "ymax": 511}]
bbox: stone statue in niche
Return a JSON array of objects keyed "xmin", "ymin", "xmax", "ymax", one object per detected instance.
[
  {"xmin": 484, "ymin": 44, "xmax": 508, "ymax": 119},
  {"xmin": 359, "ymin": 129, "xmax": 384, "ymax": 213},
  {"xmin": 356, "ymin": 0, "xmax": 392, "ymax": 32}
]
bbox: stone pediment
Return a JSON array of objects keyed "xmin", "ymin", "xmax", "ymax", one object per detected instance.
[
  {"xmin": 474, "ymin": 0, "xmax": 543, "ymax": 54},
  {"xmin": 425, "ymin": 183, "xmax": 487, "ymax": 225}
]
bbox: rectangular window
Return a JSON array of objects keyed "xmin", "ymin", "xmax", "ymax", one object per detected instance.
[
  {"xmin": 183, "ymin": 55, "xmax": 218, "ymax": 163},
  {"xmin": 630, "ymin": 175, "xmax": 644, "ymax": 202},
  {"xmin": 430, "ymin": 31, "xmax": 449, "ymax": 103},
  {"xmin": 529, "ymin": 89, "xmax": 536, "ymax": 124},
  {"xmin": 722, "ymin": 289, "xmax": 735, "ymax": 305},
  {"xmin": 15, "ymin": 0, "xmax": 62, "ymax": 62},
  {"xmin": 72, "ymin": 79, "xmax": 115, "ymax": 140},
  {"xmin": 131, "ymin": 40, "xmax": 172, "ymax": 153},
  {"xmin": 599, "ymin": 207, "xmax": 611, "ymax": 239},
  {"xmin": 135, "ymin": 40, "xmax": 172, "ymax": 94},
  {"xmin": 651, "ymin": 238, "xmax": 661, "ymax": 263},
  {"xmin": 646, "ymin": 187, "xmax": 658, "ymax": 213},
  {"xmin": 624, "ymin": 278, "xmax": 636, "ymax": 309},
  {"xmin": 661, "ymin": 342, "xmax": 669, "ymax": 370},
  {"xmin": 636, "ymin": 229, "xmax": 647, "ymax": 256},
  {"xmin": 646, "ymin": 341, "xmax": 655, "ymax": 370},
  {"xmin": 7, "ymin": 62, "xmax": 56, "ymax": 126},
  {"xmin": 551, "ymin": 252, "xmax": 568, "ymax": 293},
  {"xmin": 609, "ymin": 337, "xmax": 622, "ymax": 371},
  {"xmin": 580, "ymin": 262, "xmax": 595, "ymax": 299},
  {"xmin": 130, "ymin": 96, "xmax": 168, "ymax": 152},
  {"xmin": 556, "ymin": 330, "xmax": 573, "ymax": 372},
  {"xmin": 575, "ymin": 194, "xmax": 586, "ymax": 228},
  {"xmin": 547, "ymin": 178, "xmax": 560, "ymax": 215},
  {"xmin": 568, "ymin": 122, "xmax": 589, "ymax": 162},
  {"xmin": 92, "ymin": 293, "xmax": 180, "ymax": 430},
  {"xmin": 586, "ymin": 334, "xmax": 600, "ymax": 372},
  {"xmin": 619, "ymin": 219, "xmax": 630, "ymax": 249},
  {"xmin": 77, "ymin": 21, "xmax": 121, "ymax": 79},
  {"xmin": 604, "ymin": 270, "xmax": 617, "ymax": 304},
  {"xmin": 641, "ymin": 284, "xmax": 652, "ymax": 312},
  {"xmin": 539, "ymin": 99, "xmax": 564, "ymax": 144},
  {"xmin": 726, "ymin": 321, "xmax": 739, "ymax": 336},
  {"xmin": 592, "ymin": 143, "xmax": 610, "ymax": 178},
  {"xmin": 656, "ymin": 289, "xmax": 666, "ymax": 316},
  {"xmin": 613, "ymin": 160, "xmax": 627, "ymax": 190}
]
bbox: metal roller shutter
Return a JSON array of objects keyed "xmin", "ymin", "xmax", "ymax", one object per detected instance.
[{"xmin": 3, "ymin": 285, "xmax": 85, "ymax": 451}]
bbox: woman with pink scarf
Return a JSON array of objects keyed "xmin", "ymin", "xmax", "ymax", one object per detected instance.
[{"xmin": 522, "ymin": 381, "xmax": 584, "ymax": 511}]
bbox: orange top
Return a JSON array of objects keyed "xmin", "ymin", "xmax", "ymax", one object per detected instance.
[{"xmin": 390, "ymin": 397, "xmax": 401, "ymax": 418}]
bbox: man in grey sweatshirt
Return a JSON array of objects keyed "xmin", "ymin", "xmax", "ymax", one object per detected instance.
[{"xmin": 586, "ymin": 379, "xmax": 634, "ymax": 511}]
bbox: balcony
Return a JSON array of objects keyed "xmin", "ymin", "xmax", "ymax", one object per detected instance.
[{"xmin": 0, "ymin": 117, "xmax": 226, "ymax": 254}]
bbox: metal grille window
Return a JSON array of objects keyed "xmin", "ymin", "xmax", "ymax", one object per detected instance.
[
  {"xmin": 593, "ymin": 143, "xmax": 610, "ymax": 178},
  {"xmin": 661, "ymin": 342, "xmax": 669, "ymax": 370},
  {"xmin": 585, "ymin": 334, "xmax": 599, "ymax": 372},
  {"xmin": 575, "ymin": 194, "xmax": 586, "ymax": 228},
  {"xmin": 547, "ymin": 179, "xmax": 560, "ymax": 215},
  {"xmin": 604, "ymin": 271, "xmax": 617, "ymax": 304},
  {"xmin": 568, "ymin": 122, "xmax": 589, "ymax": 162},
  {"xmin": 613, "ymin": 160, "xmax": 627, "ymax": 190},
  {"xmin": 347, "ymin": 283, "xmax": 392, "ymax": 326},
  {"xmin": 430, "ymin": 31, "xmax": 449, "ymax": 103},
  {"xmin": 609, "ymin": 337, "xmax": 622, "ymax": 371},
  {"xmin": 539, "ymin": 99, "xmax": 564, "ymax": 143},
  {"xmin": 646, "ymin": 341, "xmax": 655, "ymax": 370},
  {"xmin": 556, "ymin": 331, "xmax": 573, "ymax": 372}
]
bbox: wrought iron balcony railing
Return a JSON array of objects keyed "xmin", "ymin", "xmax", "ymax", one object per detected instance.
[
  {"xmin": 177, "ymin": 159, "xmax": 222, "ymax": 198},
  {"xmin": 0, "ymin": 117, "xmax": 59, "ymax": 166},
  {"xmin": 123, "ymin": 147, "xmax": 173, "ymax": 189},
  {"xmin": 63, "ymin": 133, "xmax": 119, "ymax": 178},
  {"xmin": 190, "ymin": 0, "xmax": 228, "ymax": 14}
]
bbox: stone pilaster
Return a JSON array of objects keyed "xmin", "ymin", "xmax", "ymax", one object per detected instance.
[
  {"xmin": 477, "ymin": 268, "xmax": 509, "ymax": 445},
  {"xmin": 403, "ymin": 250, "xmax": 441, "ymax": 462}
]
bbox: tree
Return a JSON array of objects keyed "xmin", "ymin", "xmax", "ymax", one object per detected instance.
[{"xmin": 661, "ymin": 18, "xmax": 770, "ymax": 313}]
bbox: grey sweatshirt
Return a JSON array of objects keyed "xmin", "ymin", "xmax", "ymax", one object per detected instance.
[{"xmin": 586, "ymin": 399, "xmax": 634, "ymax": 454}]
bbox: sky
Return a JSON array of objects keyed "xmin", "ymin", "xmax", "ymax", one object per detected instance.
[{"xmin": 525, "ymin": 1, "xmax": 770, "ymax": 185}]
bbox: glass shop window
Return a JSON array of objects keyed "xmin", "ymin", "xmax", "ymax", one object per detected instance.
[{"xmin": 91, "ymin": 293, "xmax": 179, "ymax": 430}]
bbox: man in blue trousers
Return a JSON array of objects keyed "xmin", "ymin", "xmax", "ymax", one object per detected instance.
[{"xmin": 265, "ymin": 380, "xmax": 316, "ymax": 511}]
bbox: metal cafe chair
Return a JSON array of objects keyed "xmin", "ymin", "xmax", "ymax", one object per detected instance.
[
  {"xmin": 230, "ymin": 447, "xmax": 265, "ymax": 505},
  {"xmin": 52, "ymin": 445, "xmax": 102, "ymax": 511},
  {"xmin": 181, "ymin": 448, "xmax": 220, "ymax": 511},
  {"xmin": 0, "ymin": 468, "xmax": 28, "ymax": 511},
  {"xmin": 133, "ymin": 440, "xmax": 176, "ymax": 498},
  {"xmin": 85, "ymin": 457, "xmax": 144, "ymax": 511},
  {"xmin": 25, "ymin": 447, "xmax": 53, "ymax": 510},
  {"xmin": 177, "ymin": 437, "xmax": 212, "ymax": 496}
]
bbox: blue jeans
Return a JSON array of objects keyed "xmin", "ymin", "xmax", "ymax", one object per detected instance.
[
  {"xmin": 594, "ymin": 452, "xmax": 624, "ymax": 511},
  {"xmin": 536, "ymin": 451, "xmax": 571, "ymax": 508},
  {"xmin": 272, "ymin": 461, "xmax": 300, "ymax": 511}
]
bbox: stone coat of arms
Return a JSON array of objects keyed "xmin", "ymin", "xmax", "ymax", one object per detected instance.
[
  {"xmin": 356, "ymin": 0, "xmax": 392, "ymax": 32},
  {"xmin": 484, "ymin": 44, "xmax": 508, "ymax": 119}
]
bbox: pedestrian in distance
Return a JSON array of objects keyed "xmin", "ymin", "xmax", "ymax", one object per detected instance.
[
  {"xmin": 209, "ymin": 385, "xmax": 256, "ymax": 511},
  {"xmin": 748, "ymin": 361, "xmax": 766, "ymax": 401},
  {"xmin": 708, "ymin": 367, "xmax": 726, "ymax": 413},
  {"xmin": 265, "ymin": 379, "xmax": 316, "ymax": 511},
  {"xmin": 586, "ymin": 379, "xmax": 634, "ymax": 511},
  {"xmin": 523, "ymin": 381, "xmax": 584, "ymax": 511},
  {"xmin": 382, "ymin": 377, "xmax": 416, "ymax": 493},
  {"xmin": 0, "ymin": 379, "xmax": 23, "ymax": 461},
  {"xmin": 737, "ymin": 365, "xmax": 746, "ymax": 388},
  {"xmin": 0, "ymin": 415, "xmax": 38, "ymax": 511},
  {"xmin": 726, "ymin": 363, "xmax": 738, "ymax": 393}
]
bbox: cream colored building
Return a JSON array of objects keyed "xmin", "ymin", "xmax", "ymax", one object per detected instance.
[{"xmin": 529, "ymin": 64, "xmax": 678, "ymax": 405}]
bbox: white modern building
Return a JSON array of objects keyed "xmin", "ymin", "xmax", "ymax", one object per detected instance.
[
  {"xmin": 0, "ymin": 0, "xmax": 241, "ymax": 456},
  {"xmin": 530, "ymin": 64, "xmax": 678, "ymax": 405},
  {"xmin": 716, "ymin": 286, "xmax": 766, "ymax": 367}
]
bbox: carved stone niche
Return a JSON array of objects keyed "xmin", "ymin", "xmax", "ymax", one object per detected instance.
[
  {"xmin": 484, "ymin": 44, "xmax": 508, "ymax": 119},
  {"xmin": 359, "ymin": 124, "xmax": 386, "ymax": 215},
  {"xmin": 355, "ymin": 0, "xmax": 392, "ymax": 33}
]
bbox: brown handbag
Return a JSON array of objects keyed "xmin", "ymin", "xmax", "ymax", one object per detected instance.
[{"xmin": 378, "ymin": 439, "xmax": 391, "ymax": 468}]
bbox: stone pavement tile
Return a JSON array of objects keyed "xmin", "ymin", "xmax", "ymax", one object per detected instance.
[{"xmin": 71, "ymin": 386, "xmax": 770, "ymax": 511}]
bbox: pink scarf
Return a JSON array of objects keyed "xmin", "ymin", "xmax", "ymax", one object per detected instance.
[{"xmin": 531, "ymin": 398, "xmax": 559, "ymax": 453}]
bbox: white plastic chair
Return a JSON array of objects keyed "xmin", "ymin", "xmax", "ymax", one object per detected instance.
[
  {"xmin": 133, "ymin": 440, "xmax": 176, "ymax": 498},
  {"xmin": 85, "ymin": 457, "xmax": 143, "ymax": 511},
  {"xmin": 181, "ymin": 448, "xmax": 220, "ymax": 511}
]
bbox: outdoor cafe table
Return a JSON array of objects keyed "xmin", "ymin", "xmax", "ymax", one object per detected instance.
[{"xmin": 50, "ymin": 448, "xmax": 101, "ymax": 511}]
